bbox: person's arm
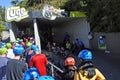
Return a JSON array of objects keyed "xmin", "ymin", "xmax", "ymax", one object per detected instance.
[
  {"xmin": 95, "ymin": 68, "xmax": 106, "ymax": 80},
  {"xmin": 22, "ymin": 62, "xmax": 28, "ymax": 73},
  {"xmin": 43, "ymin": 54, "xmax": 48, "ymax": 64},
  {"xmin": 29, "ymin": 57, "xmax": 33, "ymax": 68},
  {"xmin": 74, "ymin": 71, "xmax": 81, "ymax": 80}
]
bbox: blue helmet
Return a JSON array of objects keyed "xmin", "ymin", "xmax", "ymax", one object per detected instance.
[
  {"xmin": 0, "ymin": 42, "xmax": 6, "ymax": 48},
  {"xmin": 31, "ymin": 45, "xmax": 39, "ymax": 52},
  {"xmin": 24, "ymin": 67, "xmax": 40, "ymax": 80},
  {"xmin": 13, "ymin": 45, "xmax": 25, "ymax": 55},
  {"xmin": 78, "ymin": 49, "xmax": 92, "ymax": 60},
  {"xmin": 39, "ymin": 76, "xmax": 55, "ymax": 80}
]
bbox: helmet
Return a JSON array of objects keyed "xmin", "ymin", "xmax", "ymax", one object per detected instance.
[
  {"xmin": 0, "ymin": 42, "xmax": 6, "ymax": 48},
  {"xmin": 10, "ymin": 40, "xmax": 15, "ymax": 43},
  {"xmin": 78, "ymin": 49, "xmax": 92, "ymax": 60},
  {"xmin": 13, "ymin": 45, "xmax": 25, "ymax": 55},
  {"xmin": 16, "ymin": 38, "xmax": 20, "ymax": 41},
  {"xmin": 99, "ymin": 36, "xmax": 103, "ymax": 39},
  {"xmin": 26, "ymin": 42, "xmax": 32, "ymax": 47},
  {"xmin": 6, "ymin": 43, "xmax": 12, "ymax": 49},
  {"xmin": 19, "ymin": 39, "xmax": 23, "ymax": 42},
  {"xmin": 65, "ymin": 57, "xmax": 75, "ymax": 66},
  {"xmin": 0, "ymin": 48, "xmax": 7, "ymax": 55},
  {"xmin": 18, "ymin": 39, "xmax": 23, "ymax": 44},
  {"xmin": 24, "ymin": 67, "xmax": 40, "ymax": 80},
  {"xmin": 31, "ymin": 45, "xmax": 39, "ymax": 52},
  {"xmin": 30, "ymin": 37, "xmax": 35, "ymax": 41},
  {"xmin": 39, "ymin": 76, "xmax": 55, "ymax": 80}
]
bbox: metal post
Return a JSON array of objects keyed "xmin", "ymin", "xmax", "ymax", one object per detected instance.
[
  {"xmin": 33, "ymin": 18, "xmax": 41, "ymax": 53},
  {"xmin": 51, "ymin": 65, "xmax": 54, "ymax": 77},
  {"xmin": 5, "ymin": 22, "xmax": 16, "ymax": 41}
]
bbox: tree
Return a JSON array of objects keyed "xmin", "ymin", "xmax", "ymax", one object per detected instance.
[
  {"xmin": 0, "ymin": 6, "xmax": 7, "ymax": 35},
  {"xmin": 85, "ymin": 0, "xmax": 120, "ymax": 32},
  {"xmin": 11, "ymin": 0, "xmax": 19, "ymax": 6},
  {"xmin": 61, "ymin": 0, "xmax": 120, "ymax": 32},
  {"xmin": 25, "ymin": 0, "xmax": 68, "ymax": 11},
  {"xmin": 11, "ymin": 0, "xmax": 120, "ymax": 32}
]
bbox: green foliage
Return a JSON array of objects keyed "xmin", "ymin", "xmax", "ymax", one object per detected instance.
[
  {"xmin": 11, "ymin": 0, "xmax": 19, "ymax": 6},
  {"xmin": 18, "ymin": 0, "xmax": 28, "ymax": 8},
  {"xmin": 85, "ymin": 0, "xmax": 120, "ymax": 32},
  {"xmin": 25, "ymin": 0, "xmax": 68, "ymax": 11},
  {"xmin": 0, "ymin": 6, "xmax": 7, "ymax": 35},
  {"xmin": 61, "ymin": 0, "xmax": 87, "ymax": 11},
  {"xmin": 11, "ymin": 0, "xmax": 120, "ymax": 32}
]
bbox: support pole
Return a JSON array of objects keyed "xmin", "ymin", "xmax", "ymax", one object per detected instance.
[
  {"xmin": 5, "ymin": 22, "xmax": 16, "ymax": 41},
  {"xmin": 33, "ymin": 18, "xmax": 41, "ymax": 53}
]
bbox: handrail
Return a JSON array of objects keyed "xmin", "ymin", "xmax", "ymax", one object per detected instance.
[{"xmin": 48, "ymin": 61, "xmax": 64, "ymax": 73}]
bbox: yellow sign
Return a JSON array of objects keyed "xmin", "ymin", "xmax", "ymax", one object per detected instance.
[{"xmin": 5, "ymin": 6, "xmax": 29, "ymax": 22}]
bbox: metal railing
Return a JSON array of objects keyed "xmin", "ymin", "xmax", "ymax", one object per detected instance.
[{"xmin": 47, "ymin": 61, "xmax": 64, "ymax": 79}]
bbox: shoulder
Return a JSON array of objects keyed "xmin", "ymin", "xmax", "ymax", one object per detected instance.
[{"xmin": 94, "ymin": 68, "xmax": 103, "ymax": 75}]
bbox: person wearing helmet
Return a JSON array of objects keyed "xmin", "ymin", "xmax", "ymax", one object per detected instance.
[
  {"xmin": 29, "ymin": 49, "xmax": 48, "ymax": 76},
  {"xmin": 24, "ymin": 67, "xmax": 40, "ymax": 80},
  {"xmin": 0, "ymin": 42, "xmax": 6, "ymax": 48},
  {"xmin": 75, "ymin": 38, "xmax": 85, "ymax": 54},
  {"xmin": 74, "ymin": 49, "xmax": 106, "ymax": 80},
  {"xmin": 0, "ymin": 47, "xmax": 10, "ymax": 80},
  {"xmin": 63, "ymin": 56, "xmax": 77, "ymax": 80},
  {"xmin": 6, "ymin": 45, "xmax": 27, "ymax": 80},
  {"xmin": 25, "ymin": 45, "xmax": 37, "ymax": 68},
  {"xmin": 26, "ymin": 42, "xmax": 32, "ymax": 48},
  {"xmin": 19, "ymin": 39, "xmax": 26, "ymax": 48},
  {"xmin": 25, "ymin": 42, "xmax": 32, "ymax": 55},
  {"xmin": 39, "ymin": 76, "xmax": 55, "ymax": 80},
  {"xmin": 6, "ymin": 43, "xmax": 15, "ymax": 59},
  {"xmin": 10, "ymin": 40, "xmax": 15, "ymax": 49},
  {"xmin": 30, "ymin": 37, "xmax": 35, "ymax": 44}
]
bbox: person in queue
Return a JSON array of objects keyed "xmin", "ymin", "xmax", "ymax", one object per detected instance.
[
  {"xmin": 63, "ymin": 56, "xmax": 77, "ymax": 80},
  {"xmin": 74, "ymin": 49, "xmax": 106, "ymax": 80},
  {"xmin": 6, "ymin": 45, "xmax": 27, "ymax": 80},
  {"xmin": 0, "ymin": 47, "xmax": 10, "ymax": 80},
  {"xmin": 29, "ymin": 46, "xmax": 48, "ymax": 76}
]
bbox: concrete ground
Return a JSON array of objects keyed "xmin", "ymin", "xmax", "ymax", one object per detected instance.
[{"xmin": 92, "ymin": 50, "xmax": 120, "ymax": 80}]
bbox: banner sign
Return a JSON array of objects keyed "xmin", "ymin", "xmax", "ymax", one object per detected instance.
[
  {"xmin": 70, "ymin": 11, "xmax": 86, "ymax": 17},
  {"xmin": 42, "ymin": 4, "xmax": 65, "ymax": 20},
  {"xmin": 5, "ymin": 6, "xmax": 29, "ymax": 22}
]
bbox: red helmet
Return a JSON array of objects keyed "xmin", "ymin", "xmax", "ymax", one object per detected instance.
[{"xmin": 65, "ymin": 57, "xmax": 75, "ymax": 66}]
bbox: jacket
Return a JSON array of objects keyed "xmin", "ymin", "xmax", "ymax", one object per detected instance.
[{"xmin": 74, "ymin": 68, "xmax": 106, "ymax": 80}]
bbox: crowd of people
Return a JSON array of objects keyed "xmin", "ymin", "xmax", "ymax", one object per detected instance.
[
  {"xmin": 0, "ymin": 32, "xmax": 106, "ymax": 80},
  {"xmin": 0, "ymin": 35, "xmax": 54, "ymax": 80}
]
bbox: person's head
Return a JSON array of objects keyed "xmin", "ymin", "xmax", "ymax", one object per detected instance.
[
  {"xmin": 24, "ymin": 67, "xmax": 40, "ymax": 80},
  {"xmin": 65, "ymin": 57, "xmax": 75, "ymax": 66},
  {"xmin": 31, "ymin": 45, "xmax": 39, "ymax": 53},
  {"xmin": 0, "ymin": 42, "xmax": 6, "ymax": 48},
  {"xmin": 78, "ymin": 49, "xmax": 92, "ymax": 62},
  {"xmin": 26, "ymin": 42, "xmax": 32, "ymax": 48},
  {"xmin": 0, "ymin": 47, "xmax": 7, "ymax": 56},
  {"xmin": 99, "ymin": 36, "xmax": 103, "ymax": 39},
  {"xmin": 78, "ymin": 49, "xmax": 96, "ymax": 78},
  {"xmin": 13, "ymin": 45, "xmax": 25, "ymax": 56},
  {"xmin": 6, "ymin": 43, "xmax": 12, "ymax": 49}
]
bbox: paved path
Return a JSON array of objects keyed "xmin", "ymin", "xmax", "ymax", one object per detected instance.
[{"xmin": 92, "ymin": 50, "xmax": 120, "ymax": 80}]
